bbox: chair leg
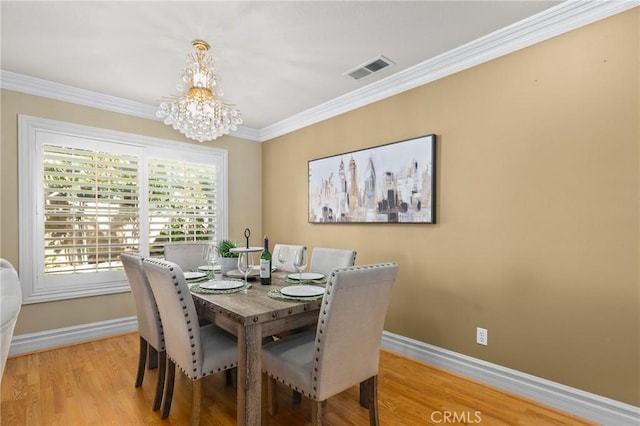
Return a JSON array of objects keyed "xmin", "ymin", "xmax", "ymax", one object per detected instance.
[
  {"xmin": 161, "ymin": 358, "xmax": 176, "ymax": 419},
  {"xmin": 311, "ymin": 400, "xmax": 324, "ymax": 426},
  {"xmin": 225, "ymin": 367, "xmax": 237, "ymax": 387},
  {"xmin": 267, "ymin": 376, "xmax": 278, "ymax": 415},
  {"xmin": 148, "ymin": 345, "xmax": 159, "ymax": 369},
  {"xmin": 359, "ymin": 380, "xmax": 369, "ymax": 408},
  {"xmin": 191, "ymin": 379, "xmax": 202, "ymax": 426},
  {"xmin": 152, "ymin": 350, "xmax": 166, "ymax": 411},
  {"xmin": 366, "ymin": 376, "xmax": 379, "ymax": 426},
  {"xmin": 135, "ymin": 337, "xmax": 148, "ymax": 387}
]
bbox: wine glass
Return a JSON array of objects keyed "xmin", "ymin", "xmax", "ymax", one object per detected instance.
[
  {"xmin": 237, "ymin": 251, "xmax": 253, "ymax": 293},
  {"xmin": 206, "ymin": 244, "xmax": 219, "ymax": 279},
  {"xmin": 292, "ymin": 247, "xmax": 307, "ymax": 282},
  {"xmin": 277, "ymin": 247, "xmax": 290, "ymax": 269}
]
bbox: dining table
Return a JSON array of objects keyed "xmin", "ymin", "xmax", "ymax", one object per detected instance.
[{"xmin": 190, "ymin": 270, "xmax": 324, "ymax": 426}]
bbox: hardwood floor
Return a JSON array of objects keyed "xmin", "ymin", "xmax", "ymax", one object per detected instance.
[{"xmin": 1, "ymin": 332, "xmax": 596, "ymax": 425}]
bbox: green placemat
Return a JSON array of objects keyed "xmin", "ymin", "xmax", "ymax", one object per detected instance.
[
  {"xmin": 267, "ymin": 289, "xmax": 324, "ymax": 302},
  {"xmin": 190, "ymin": 280, "xmax": 249, "ymax": 294}
]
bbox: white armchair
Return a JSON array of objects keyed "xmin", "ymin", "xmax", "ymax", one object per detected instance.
[{"xmin": 1, "ymin": 259, "xmax": 22, "ymax": 382}]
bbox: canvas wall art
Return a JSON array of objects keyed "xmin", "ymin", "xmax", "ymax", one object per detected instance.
[{"xmin": 308, "ymin": 134, "xmax": 436, "ymax": 224}]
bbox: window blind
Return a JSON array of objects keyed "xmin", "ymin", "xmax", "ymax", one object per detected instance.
[
  {"xmin": 19, "ymin": 114, "xmax": 228, "ymax": 303},
  {"xmin": 148, "ymin": 158, "xmax": 217, "ymax": 258},
  {"xmin": 43, "ymin": 144, "xmax": 140, "ymax": 275}
]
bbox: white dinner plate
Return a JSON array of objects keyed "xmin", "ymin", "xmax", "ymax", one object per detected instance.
[
  {"xmin": 287, "ymin": 272, "xmax": 325, "ymax": 281},
  {"xmin": 199, "ymin": 280, "xmax": 244, "ymax": 290},
  {"xmin": 197, "ymin": 265, "xmax": 221, "ymax": 271},
  {"xmin": 226, "ymin": 269, "xmax": 260, "ymax": 278},
  {"xmin": 280, "ymin": 285, "xmax": 325, "ymax": 297},
  {"xmin": 184, "ymin": 271, "xmax": 207, "ymax": 280}
]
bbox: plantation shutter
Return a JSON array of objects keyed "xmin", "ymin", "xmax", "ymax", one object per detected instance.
[
  {"xmin": 20, "ymin": 115, "xmax": 227, "ymax": 303},
  {"xmin": 43, "ymin": 144, "xmax": 140, "ymax": 275},
  {"xmin": 147, "ymin": 158, "xmax": 218, "ymax": 258}
]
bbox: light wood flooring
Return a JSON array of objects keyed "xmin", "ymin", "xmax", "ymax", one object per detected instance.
[{"xmin": 1, "ymin": 332, "xmax": 597, "ymax": 425}]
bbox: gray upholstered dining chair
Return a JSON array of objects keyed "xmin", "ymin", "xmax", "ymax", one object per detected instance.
[
  {"xmin": 163, "ymin": 242, "xmax": 211, "ymax": 271},
  {"xmin": 272, "ymin": 244, "xmax": 305, "ymax": 272},
  {"xmin": 142, "ymin": 257, "xmax": 238, "ymax": 425},
  {"xmin": 121, "ymin": 252, "xmax": 166, "ymax": 411},
  {"xmin": 286, "ymin": 247, "xmax": 357, "ymax": 403},
  {"xmin": 262, "ymin": 262, "xmax": 399, "ymax": 426},
  {"xmin": 308, "ymin": 247, "xmax": 357, "ymax": 276}
]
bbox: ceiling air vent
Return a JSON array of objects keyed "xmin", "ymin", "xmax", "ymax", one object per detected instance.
[{"xmin": 345, "ymin": 55, "xmax": 395, "ymax": 80}]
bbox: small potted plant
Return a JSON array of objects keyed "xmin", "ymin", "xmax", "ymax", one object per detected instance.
[{"xmin": 217, "ymin": 239, "xmax": 239, "ymax": 275}]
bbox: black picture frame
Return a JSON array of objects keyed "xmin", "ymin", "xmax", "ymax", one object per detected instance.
[{"xmin": 308, "ymin": 134, "xmax": 436, "ymax": 224}]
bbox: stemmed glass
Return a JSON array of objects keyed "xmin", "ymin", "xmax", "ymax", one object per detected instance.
[
  {"xmin": 206, "ymin": 244, "xmax": 219, "ymax": 279},
  {"xmin": 237, "ymin": 251, "xmax": 253, "ymax": 293},
  {"xmin": 292, "ymin": 247, "xmax": 307, "ymax": 282},
  {"xmin": 277, "ymin": 247, "xmax": 290, "ymax": 270}
]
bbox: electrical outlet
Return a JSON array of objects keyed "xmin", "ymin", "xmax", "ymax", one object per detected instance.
[{"xmin": 476, "ymin": 327, "xmax": 488, "ymax": 346}]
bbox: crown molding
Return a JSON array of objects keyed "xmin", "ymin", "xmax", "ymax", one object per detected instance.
[
  {"xmin": 259, "ymin": 0, "xmax": 639, "ymax": 141},
  {"xmin": 1, "ymin": 70, "xmax": 160, "ymax": 120},
  {"xmin": 2, "ymin": 1, "xmax": 637, "ymax": 143},
  {"xmin": 229, "ymin": 125, "xmax": 261, "ymax": 141},
  {"xmin": 0, "ymin": 70, "xmax": 261, "ymax": 142}
]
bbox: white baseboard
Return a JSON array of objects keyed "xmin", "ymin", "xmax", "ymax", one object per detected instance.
[
  {"xmin": 8, "ymin": 321, "xmax": 638, "ymax": 424},
  {"xmin": 9, "ymin": 316, "xmax": 138, "ymax": 356},
  {"xmin": 382, "ymin": 331, "xmax": 640, "ymax": 425}
]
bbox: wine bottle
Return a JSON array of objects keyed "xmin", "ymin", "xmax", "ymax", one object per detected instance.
[{"xmin": 260, "ymin": 235, "xmax": 272, "ymax": 285}]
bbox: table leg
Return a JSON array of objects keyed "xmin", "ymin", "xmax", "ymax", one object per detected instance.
[{"xmin": 237, "ymin": 322, "xmax": 263, "ymax": 426}]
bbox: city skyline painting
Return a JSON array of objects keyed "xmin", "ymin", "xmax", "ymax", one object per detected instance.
[{"xmin": 308, "ymin": 134, "xmax": 436, "ymax": 224}]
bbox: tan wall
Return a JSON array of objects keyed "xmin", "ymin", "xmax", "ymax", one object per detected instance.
[
  {"xmin": 0, "ymin": 91, "xmax": 263, "ymax": 334},
  {"xmin": 262, "ymin": 9, "xmax": 639, "ymax": 405}
]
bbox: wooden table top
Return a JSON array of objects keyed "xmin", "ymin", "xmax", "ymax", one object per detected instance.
[{"xmin": 191, "ymin": 272, "xmax": 323, "ymax": 327}]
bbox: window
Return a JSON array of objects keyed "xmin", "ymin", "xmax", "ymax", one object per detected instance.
[
  {"xmin": 19, "ymin": 115, "xmax": 228, "ymax": 303},
  {"xmin": 43, "ymin": 145, "xmax": 140, "ymax": 275},
  {"xmin": 147, "ymin": 158, "xmax": 219, "ymax": 257}
]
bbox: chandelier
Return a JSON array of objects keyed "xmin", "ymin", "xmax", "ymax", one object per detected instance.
[{"xmin": 157, "ymin": 40, "xmax": 242, "ymax": 142}]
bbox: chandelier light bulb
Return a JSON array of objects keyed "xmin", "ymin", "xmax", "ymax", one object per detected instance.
[{"xmin": 157, "ymin": 39, "xmax": 242, "ymax": 142}]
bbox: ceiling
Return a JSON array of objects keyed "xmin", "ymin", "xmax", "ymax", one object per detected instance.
[{"xmin": 1, "ymin": 1, "xmax": 571, "ymax": 139}]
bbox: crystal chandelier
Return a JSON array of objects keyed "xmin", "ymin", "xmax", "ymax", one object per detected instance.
[{"xmin": 157, "ymin": 40, "xmax": 242, "ymax": 142}]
